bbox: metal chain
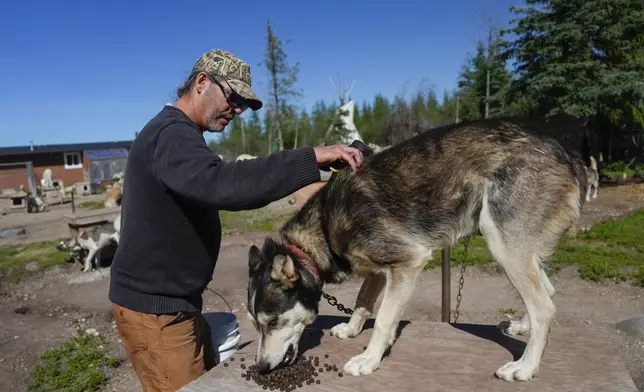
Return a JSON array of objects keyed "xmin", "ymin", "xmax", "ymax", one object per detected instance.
[
  {"xmin": 453, "ymin": 235, "xmax": 471, "ymax": 324},
  {"xmin": 322, "ymin": 236, "xmax": 471, "ymax": 322},
  {"xmin": 322, "ymin": 292, "xmax": 353, "ymax": 315}
]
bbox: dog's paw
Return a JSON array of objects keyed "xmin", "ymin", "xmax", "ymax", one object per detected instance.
[
  {"xmin": 343, "ymin": 352, "xmax": 381, "ymax": 376},
  {"xmin": 331, "ymin": 323, "xmax": 360, "ymax": 339},
  {"xmin": 495, "ymin": 359, "xmax": 537, "ymax": 382},
  {"xmin": 585, "ymin": 195, "xmax": 591, "ymax": 201},
  {"xmin": 497, "ymin": 319, "xmax": 530, "ymax": 337}
]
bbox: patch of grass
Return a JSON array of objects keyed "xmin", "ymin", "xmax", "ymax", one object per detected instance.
[
  {"xmin": 219, "ymin": 210, "xmax": 294, "ymax": 235},
  {"xmin": 78, "ymin": 201, "xmax": 104, "ymax": 210},
  {"xmin": 498, "ymin": 308, "xmax": 518, "ymax": 316},
  {"xmin": 424, "ymin": 235, "xmax": 494, "ymax": 270},
  {"xmin": 424, "ymin": 208, "xmax": 644, "ymax": 287},
  {"xmin": 29, "ymin": 331, "xmax": 121, "ymax": 392},
  {"xmin": 0, "ymin": 239, "xmax": 69, "ymax": 283}
]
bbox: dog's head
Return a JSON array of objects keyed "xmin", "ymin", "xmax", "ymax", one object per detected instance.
[
  {"xmin": 246, "ymin": 237, "xmax": 322, "ymax": 374},
  {"xmin": 56, "ymin": 237, "xmax": 87, "ymax": 263},
  {"xmin": 56, "ymin": 237, "xmax": 79, "ymax": 252}
]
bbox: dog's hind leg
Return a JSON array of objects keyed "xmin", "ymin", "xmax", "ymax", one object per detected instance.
[
  {"xmin": 480, "ymin": 196, "xmax": 561, "ymax": 382},
  {"xmin": 332, "ymin": 272, "xmax": 386, "ymax": 339},
  {"xmin": 592, "ymin": 180, "xmax": 598, "ymax": 199},
  {"xmin": 498, "ymin": 267, "xmax": 555, "ymax": 337},
  {"xmin": 343, "ymin": 263, "xmax": 424, "ymax": 376}
]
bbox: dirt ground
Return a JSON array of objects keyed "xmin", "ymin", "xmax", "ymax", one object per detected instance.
[{"xmin": 0, "ymin": 184, "xmax": 643, "ymax": 392}]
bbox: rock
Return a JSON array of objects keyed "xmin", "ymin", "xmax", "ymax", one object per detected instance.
[
  {"xmin": 13, "ymin": 306, "xmax": 29, "ymax": 315},
  {"xmin": 616, "ymin": 317, "xmax": 644, "ymax": 340},
  {"xmin": 24, "ymin": 262, "xmax": 40, "ymax": 272}
]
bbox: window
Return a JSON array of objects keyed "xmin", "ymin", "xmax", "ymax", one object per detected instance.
[{"xmin": 64, "ymin": 152, "xmax": 82, "ymax": 169}]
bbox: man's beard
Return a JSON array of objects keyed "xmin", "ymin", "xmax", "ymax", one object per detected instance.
[{"xmin": 203, "ymin": 112, "xmax": 227, "ymax": 133}]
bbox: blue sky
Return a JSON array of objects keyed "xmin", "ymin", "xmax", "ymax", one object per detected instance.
[{"xmin": 0, "ymin": 0, "xmax": 519, "ymax": 147}]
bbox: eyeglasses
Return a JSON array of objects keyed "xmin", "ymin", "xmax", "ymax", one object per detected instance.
[{"xmin": 208, "ymin": 74, "xmax": 249, "ymax": 113}]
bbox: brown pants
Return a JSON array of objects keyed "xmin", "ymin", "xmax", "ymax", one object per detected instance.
[{"xmin": 111, "ymin": 303, "xmax": 216, "ymax": 392}]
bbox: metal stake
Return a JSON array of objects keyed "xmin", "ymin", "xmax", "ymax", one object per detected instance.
[{"xmin": 441, "ymin": 247, "xmax": 451, "ymax": 323}]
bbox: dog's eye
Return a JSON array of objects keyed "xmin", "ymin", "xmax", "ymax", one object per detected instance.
[{"xmin": 268, "ymin": 318, "xmax": 278, "ymax": 328}]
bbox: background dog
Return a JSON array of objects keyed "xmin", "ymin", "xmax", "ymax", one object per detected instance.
[
  {"xmin": 585, "ymin": 156, "xmax": 599, "ymax": 201},
  {"xmin": 57, "ymin": 213, "xmax": 121, "ymax": 272},
  {"xmin": 246, "ymin": 117, "xmax": 589, "ymax": 382}
]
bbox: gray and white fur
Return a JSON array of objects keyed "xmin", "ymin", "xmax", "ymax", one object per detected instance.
[
  {"xmin": 57, "ymin": 213, "xmax": 121, "ymax": 272},
  {"xmin": 584, "ymin": 156, "xmax": 599, "ymax": 201},
  {"xmin": 246, "ymin": 117, "xmax": 588, "ymax": 382}
]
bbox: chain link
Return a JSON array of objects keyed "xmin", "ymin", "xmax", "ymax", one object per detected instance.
[
  {"xmin": 322, "ymin": 292, "xmax": 353, "ymax": 315},
  {"xmin": 453, "ymin": 235, "xmax": 470, "ymax": 324},
  {"xmin": 321, "ymin": 237, "xmax": 470, "ymax": 322}
]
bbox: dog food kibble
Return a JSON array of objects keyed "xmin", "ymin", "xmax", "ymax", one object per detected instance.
[
  {"xmin": 223, "ymin": 363, "xmax": 228, "ymax": 367},
  {"xmin": 240, "ymin": 357, "xmax": 245, "ymax": 362},
  {"xmin": 243, "ymin": 355, "xmax": 325, "ymax": 391},
  {"xmin": 324, "ymin": 354, "xmax": 329, "ymax": 358}
]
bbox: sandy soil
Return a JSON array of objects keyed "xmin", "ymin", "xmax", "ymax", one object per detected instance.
[{"xmin": 0, "ymin": 184, "xmax": 643, "ymax": 392}]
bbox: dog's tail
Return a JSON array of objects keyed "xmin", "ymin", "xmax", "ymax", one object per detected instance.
[{"xmin": 589, "ymin": 156, "xmax": 597, "ymax": 171}]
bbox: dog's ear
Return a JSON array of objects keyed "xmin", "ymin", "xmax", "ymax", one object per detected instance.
[
  {"xmin": 248, "ymin": 245, "xmax": 263, "ymax": 273},
  {"xmin": 270, "ymin": 254, "xmax": 298, "ymax": 285}
]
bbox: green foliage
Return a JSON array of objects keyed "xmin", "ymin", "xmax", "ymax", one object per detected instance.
[
  {"xmin": 0, "ymin": 239, "xmax": 69, "ymax": 283},
  {"xmin": 457, "ymin": 34, "xmax": 512, "ymax": 121},
  {"xmin": 263, "ymin": 19, "xmax": 302, "ymax": 152},
  {"xmin": 424, "ymin": 208, "xmax": 644, "ymax": 287},
  {"xmin": 208, "ymin": 0, "xmax": 642, "ymax": 163},
  {"xmin": 501, "ymin": 0, "xmax": 644, "ymax": 125},
  {"xmin": 29, "ymin": 331, "xmax": 121, "ymax": 392}
]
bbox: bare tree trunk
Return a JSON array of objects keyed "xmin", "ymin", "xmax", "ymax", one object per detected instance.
[
  {"xmin": 485, "ymin": 68, "xmax": 490, "ymax": 119},
  {"xmin": 241, "ymin": 119, "xmax": 246, "ymax": 153},
  {"xmin": 294, "ymin": 122, "xmax": 299, "ymax": 149}
]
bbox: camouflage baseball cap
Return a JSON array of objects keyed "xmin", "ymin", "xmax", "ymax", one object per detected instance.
[{"xmin": 192, "ymin": 48, "xmax": 263, "ymax": 111}]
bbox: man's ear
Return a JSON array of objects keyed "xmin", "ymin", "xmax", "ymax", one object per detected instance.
[
  {"xmin": 248, "ymin": 245, "xmax": 262, "ymax": 273},
  {"xmin": 270, "ymin": 255, "xmax": 298, "ymax": 286}
]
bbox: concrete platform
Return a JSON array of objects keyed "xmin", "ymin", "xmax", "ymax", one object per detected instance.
[{"xmin": 180, "ymin": 315, "xmax": 637, "ymax": 392}]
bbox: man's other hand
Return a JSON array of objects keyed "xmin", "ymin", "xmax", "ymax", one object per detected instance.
[{"xmin": 313, "ymin": 144, "xmax": 364, "ymax": 171}]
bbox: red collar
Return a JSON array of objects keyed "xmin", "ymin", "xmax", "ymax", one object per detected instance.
[{"xmin": 281, "ymin": 242, "xmax": 320, "ymax": 280}]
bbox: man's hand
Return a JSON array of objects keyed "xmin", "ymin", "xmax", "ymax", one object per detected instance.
[{"xmin": 313, "ymin": 144, "xmax": 364, "ymax": 171}]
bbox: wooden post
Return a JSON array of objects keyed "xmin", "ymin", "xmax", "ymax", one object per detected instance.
[{"xmin": 441, "ymin": 247, "xmax": 451, "ymax": 323}]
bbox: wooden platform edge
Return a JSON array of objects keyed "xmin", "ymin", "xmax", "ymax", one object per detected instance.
[
  {"xmin": 179, "ymin": 319, "xmax": 639, "ymax": 392},
  {"xmin": 62, "ymin": 206, "xmax": 120, "ymax": 225}
]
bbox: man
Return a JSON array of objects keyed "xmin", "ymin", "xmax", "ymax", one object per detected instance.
[{"xmin": 109, "ymin": 48, "xmax": 363, "ymax": 392}]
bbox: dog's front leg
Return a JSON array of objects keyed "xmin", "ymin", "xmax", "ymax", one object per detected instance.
[
  {"xmin": 83, "ymin": 244, "xmax": 99, "ymax": 272},
  {"xmin": 332, "ymin": 272, "xmax": 386, "ymax": 339},
  {"xmin": 343, "ymin": 266, "xmax": 423, "ymax": 376}
]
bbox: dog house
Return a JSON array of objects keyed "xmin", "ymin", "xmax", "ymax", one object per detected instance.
[{"xmin": 85, "ymin": 148, "xmax": 128, "ymax": 191}]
